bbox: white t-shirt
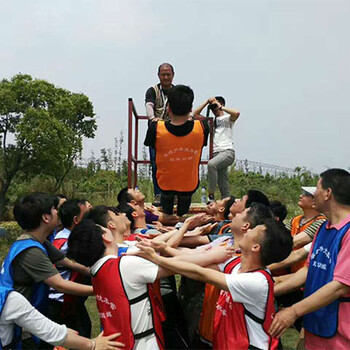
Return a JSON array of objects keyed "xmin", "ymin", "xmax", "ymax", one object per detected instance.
[
  {"xmin": 213, "ymin": 114, "xmax": 235, "ymax": 153},
  {"xmin": 218, "ymin": 259, "xmax": 271, "ymax": 350},
  {"xmin": 0, "ymin": 291, "xmax": 67, "ymax": 347},
  {"xmin": 91, "ymin": 255, "xmax": 160, "ymax": 350}
]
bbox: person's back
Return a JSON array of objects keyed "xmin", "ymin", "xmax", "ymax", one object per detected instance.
[
  {"xmin": 91, "ymin": 254, "xmax": 163, "ymax": 350},
  {"xmin": 144, "ymin": 85, "xmax": 209, "ymax": 216},
  {"xmin": 67, "ymin": 219, "xmax": 170, "ymax": 350}
]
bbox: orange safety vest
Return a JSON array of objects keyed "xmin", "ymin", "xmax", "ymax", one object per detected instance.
[
  {"xmin": 198, "ymin": 223, "xmax": 234, "ymax": 344},
  {"xmin": 290, "ymin": 214, "xmax": 326, "ymax": 273},
  {"xmin": 155, "ymin": 120, "xmax": 204, "ymax": 192}
]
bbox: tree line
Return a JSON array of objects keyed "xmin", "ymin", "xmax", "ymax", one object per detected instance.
[{"xmin": 0, "ymin": 74, "xmax": 319, "ymax": 222}]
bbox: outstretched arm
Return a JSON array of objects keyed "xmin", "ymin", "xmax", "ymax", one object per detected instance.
[
  {"xmin": 270, "ymin": 280, "xmax": 349, "ymax": 338},
  {"xmin": 45, "ymin": 274, "xmax": 94, "ymax": 296},
  {"xmin": 132, "ymin": 245, "xmax": 229, "ymax": 291},
  {"xmin": 292, "ymin": 231, "xmax": 312, "ymax": 248},
  {"xmin": 4, "ymin": 292, "xmax": 124, "ymax": 350},
  {"xmin": 57, "ymin": 258, "xmax": 90, "ymax": 276},
  {"xmin": 64, "ymin": 330, "xmax": 124, "ymax": 350},
  {"xmin": 274, "ymin": 266, "xmax": 308, "ymax": 297},
  {"xmin": 268, "ymin": 247, "xmax": 308, "ymax": 272}
]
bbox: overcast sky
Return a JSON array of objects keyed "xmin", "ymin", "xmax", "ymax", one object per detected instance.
[{"xmin": 2, "ymin": 0, "xmax": 349, "ymax": 173}]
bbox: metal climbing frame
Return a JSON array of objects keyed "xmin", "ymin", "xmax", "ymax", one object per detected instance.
[{"xmin": 127, "ymin": 98, "xmax": 214, "ymax": 188}]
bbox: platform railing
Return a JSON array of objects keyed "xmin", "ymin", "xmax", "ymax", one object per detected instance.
[{"xmin": 127, "ymin": 98, "xmax": 214, "ymax": 188}]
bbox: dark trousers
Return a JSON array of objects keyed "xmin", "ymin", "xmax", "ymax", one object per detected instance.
[
  {"xmin": 161, "ymin": 191, "xmax": 192, "ymax": 216},
  {"xmin": 47, "ymin": 299, "xmax": 91, "ymax": 336},
  {"xmin": 149, "ymin": 147, "xmax": 161, "ymax": 196},
  {"xmin": 161, "ymin": 276, "xmax": 189, "ymax": 349}
]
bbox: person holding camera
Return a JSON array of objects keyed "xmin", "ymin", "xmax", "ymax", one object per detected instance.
[{"xmin": 193, "ymin": 96, "xmax": 240, "ymax": 200}]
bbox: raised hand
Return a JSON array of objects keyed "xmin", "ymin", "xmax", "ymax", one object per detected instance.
[
  {"xmin": 126, "ymin": 241, "xmax": 160, "ymax": 263},
  {"xmin": 145, "ymin": 205, "xmax": 162, "ymax": 216},
  {"xmin": 209, "ymin": 243, "xmax": 236, "ymax": 263},
  {"xmin": 185, "ymin": 214, "xmax": 214, "ymax": 231}
]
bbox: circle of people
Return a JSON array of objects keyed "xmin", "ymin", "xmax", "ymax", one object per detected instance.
[{"xmin": 0, "ymin": 63, "xmax": 350, "ymax": 350}]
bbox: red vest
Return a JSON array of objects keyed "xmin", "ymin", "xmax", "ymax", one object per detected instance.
[
  {"xmin": 155, "ymin": 120, "xmax": 204, "ymax": 192},
  {"xmin": 213, "ymin": 258, "xmax": 278, "ymax": 350},
  {"xmin": 92, "ymin": 256, "xmax": 164, "ymax": 350}
]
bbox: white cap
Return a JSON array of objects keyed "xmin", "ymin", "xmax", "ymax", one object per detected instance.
[{"xmin": 301, "ymin": 186, "xmax": 317, "ymax": 196}]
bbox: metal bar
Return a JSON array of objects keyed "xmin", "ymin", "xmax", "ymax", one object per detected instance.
[
  {"xmin": 134, "ymin": 114, "xmax": 139, "ymax": 188},
  {"xmin": 208, "ymin": 117, "xmax": 214, "ymax": 160}
]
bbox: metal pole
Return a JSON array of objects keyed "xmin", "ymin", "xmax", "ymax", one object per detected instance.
[{"xmin": 134, "ymin": 115, "xmax": 139, "ymax": 188}]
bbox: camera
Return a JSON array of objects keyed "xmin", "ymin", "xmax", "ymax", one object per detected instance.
[{"xmin": 209, "ymin": 103, "xmax": 219, "ymax": 111}]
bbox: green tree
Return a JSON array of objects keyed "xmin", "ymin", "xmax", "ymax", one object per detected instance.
[{"xmin": 0, "ymin": 74, "xmax": 97, "ymax": 219}]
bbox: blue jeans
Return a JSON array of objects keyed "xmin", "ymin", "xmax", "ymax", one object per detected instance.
[{"xmin": 149, "ymin": 147, "xmax": 161, "ymax": 196}]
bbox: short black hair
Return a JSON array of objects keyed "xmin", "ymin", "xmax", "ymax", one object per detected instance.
[
  {"xmin": 270, "ymin": 200, "xmax": 288, "ymax": 222},
  {"xmin": 158, "ymin": 63, "xmax": 175, "ymax": 74},
  {"xmin": 67, "ymin": 219, "xmax": 105, "ymax": 267},
  {"xmin": 320, "ymin": 169, "xmax": 350, "ymax": 206},
  {"xmin": 13, "ymin": 192, "xmax": 58, "ymax": 230},
  {"xmin": 168, "ymin": 85, "xmax": 194, "ymax": 116},
  {"xmin": 117, "ymin": 187, "xmax": 133, "ymax": 205},
  {"xmin": 118, "ymin": 203, "xmax": 135, "ymax": 230},
  {"xmin": 107, "ymin": 206, "xmax": 121, "ymax": 216},
  {"xmin": 59, "ymin": 199, "xmax": 83, "ymax": 228},
  {"xmin": 259, "ymin": 219, "xmax": 293, "ymax": 266},
  {"xmin": 215, "ymin": 96, "xmax": 226, "ymax": 106},
  {"xmin": 246, "ymin": 190, "xmax": 270, "ymax": 208},
  {"xmin": 224, "ymin": 196, "xmax": 236, "ymax": 220},
  {"xmin": 246, "ymin": 203, "xmax": 274, "ymax": 228},
  {"xmin": 85, "ymin": 205, "xmax": 112, "ymax": 228}
]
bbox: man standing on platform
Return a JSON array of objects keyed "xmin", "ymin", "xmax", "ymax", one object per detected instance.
[
  {"xmin": 144, "ymin": 84, "xmax": 209, "ymax": 216},
  {"xmin": 145, "ymin": 63, "xmax": 175, "ymax": 206}
]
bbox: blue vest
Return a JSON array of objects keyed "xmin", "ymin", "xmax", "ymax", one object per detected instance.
[
  {"xmin": 304, "ymin": 221, "xmax": 350, "ymax": 337},
  {"xmin": 0, "ymin": 239, "xmax": 49, "ymax": 348}
]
